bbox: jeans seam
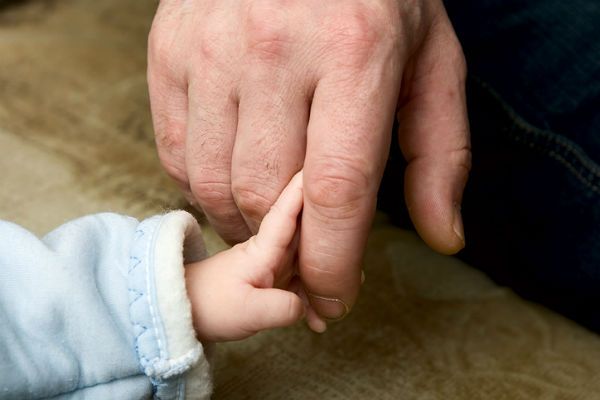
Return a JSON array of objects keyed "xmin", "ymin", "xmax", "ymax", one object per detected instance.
[{"xmin": 473, "ymin": 77, "xmax": 600, "ymax": 194}]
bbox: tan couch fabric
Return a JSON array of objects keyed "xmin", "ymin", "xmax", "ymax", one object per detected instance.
[{"xmin": 1, "ymin": 1, "xmax": 599, "ymax": 399}]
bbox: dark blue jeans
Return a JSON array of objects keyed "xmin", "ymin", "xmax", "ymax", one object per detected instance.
[{"xmin": 379, "ymin": 0, "xmax": 600, "ymax": 332}]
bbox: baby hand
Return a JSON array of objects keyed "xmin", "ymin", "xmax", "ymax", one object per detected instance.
[{"xmin": 185, "ymin": 172, "xmax": 325, "ymax": 342}]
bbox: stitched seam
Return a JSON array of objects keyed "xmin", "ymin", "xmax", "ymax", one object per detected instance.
[
  {"xmin": 129, "ymin": 221, "xmax": 164, "ymax": 371},
  {"xmin": 145, "ymin": 216, "xmax": 167, "ymax": 360},
  {"xmin": 546, "ymin": 150, "xmax": 600, "ymax": 195},
  {"xmin": 512, "ymin": 133, "xmax": 600, "ymax": 193},
  {"xmin": 129, "ymin": 255, "xmax": 141, "ymax": 273},
  {"xmin": 129, "ymin": 215, "xmax": 200, "ymax": 395},
  {"xmin": 474, "ymin": 77, "xmax": 600, "ymax": 193},
  {"xmin": 131, "ymin": 228, "xmax": 150, "ymax": 364}
]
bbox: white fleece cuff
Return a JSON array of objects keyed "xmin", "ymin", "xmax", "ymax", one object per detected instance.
[
  {"xmin": 153, "ymin": 211, "xmax": 206, "ymax": 366},
  {"xmin": 129, "ymin": 211, "xmax": 213, "ymax": 399},
  {"xmin": 153, "ymin": 211, "xmax": 213, "ymax": 399}
]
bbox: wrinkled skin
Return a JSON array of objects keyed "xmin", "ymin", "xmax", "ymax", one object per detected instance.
[
  {"xmin": 148, "ymin": 0, "xmax": 470, "ymax": 321},
  {"xmin": 186, "ymin": 172, "xmax": 329, "ymax": 340}
]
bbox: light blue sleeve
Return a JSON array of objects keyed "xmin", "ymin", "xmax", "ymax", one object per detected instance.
[{"xmin": 0, "ymin": 211, "xmax": 212, "ymax": 400}]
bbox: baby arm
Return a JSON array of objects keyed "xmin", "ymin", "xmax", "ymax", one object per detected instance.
[
  {"xmin": 0, "ymin": 172, "xmax": 320, "ymax": 400},
  {"xmin": 0, "ymin": 212, "xmax": 212, "ymax": 399},
  {"xmin": 185, "ymin": 171, "xmax": 326, "ymax": 342}
]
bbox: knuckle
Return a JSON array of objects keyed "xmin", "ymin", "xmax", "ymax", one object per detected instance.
[
  {"xmin": 326, "ymin": 5, "xmax": 393, "ymax": 66},
  {"xmin": 455, "ymin": 48, "xmax": 468, "ymax": 84},
  {"xmin": 148, "ymin": 26, "xmax": 176, "ymax": 71},
  {"xmin": 154, "ymin": 124, "xmax": 187, "ymax": 183},
  {"xmin": 198, "ymin": 35, "xmax": 223, "ymax": 64},
  {"xmin": 452, "ymin": 146, "xmax": 472, "ymax": 173},
  {"xmin": 232, "ymin": 181, "xmax": 277, "ymax": 221},
  {"xmin": 147, "ymin": 31, "xmax": 186, "ymax": 88},
  {"xmin": 190, "ymin": 179, "xmax": 231, "ymax": 211},
  {"xmin": 447, "ymin": 36, "xmax": 468, "ymax": 84},
  {"xmin": 154, "ymin": 127, "xmax": 186, "ymax": 168},
  {"xmin": 154, "ymin": 116, "xmax": 185, "ymax": 150},
  {"xmin": 245, "ymin": 4, "xmax": 291, "ymax": 62},
  {"xmin": 196, "ymin": 21, "xmax": 229, "ymax": 64},
  {"xmin": 305, "ymin": 159, "xmax": 372, "ymax": 220}
]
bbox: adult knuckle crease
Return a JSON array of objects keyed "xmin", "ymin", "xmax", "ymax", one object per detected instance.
[
  {"xmin": 304, "ymin": 263, "xmax": 337, "ymax": 277},
  {"xmin": 306, "ymin": 169, "xmax": 369, "ymax": 218},
  {"xmin": 232, "ymin": 185, "xmax": 275, "ymax": 217},
  {"xmin": 192, "ymin": 180, "xmax": 230, "ymax": 206}
]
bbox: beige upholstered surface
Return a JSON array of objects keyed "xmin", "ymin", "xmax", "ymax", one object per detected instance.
[{"xmin": 1, "ymin": 1, "xmax": 600, "ymax": 399}]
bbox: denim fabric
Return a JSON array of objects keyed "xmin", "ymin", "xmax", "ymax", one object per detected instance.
[
  {"xmin": 379, "ymin": 1, "xmax": 600, "ymax": 332},
  {"xmin": 445, "ymin": 0, "xmax": 600, "ymax": 155}
]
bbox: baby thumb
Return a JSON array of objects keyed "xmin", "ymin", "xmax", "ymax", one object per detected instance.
[{"xmin": 244, "ymin": 289, "xmax": 305, "ymax": 331}]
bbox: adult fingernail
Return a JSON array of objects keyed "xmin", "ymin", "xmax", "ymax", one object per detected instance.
[
  {"xmin": 452, "ymin": 202, "xmax": 465, "ymax": 247},
  {"xmin": 308, "ymin": 293, "xmax": 350, "ymax": 321}
]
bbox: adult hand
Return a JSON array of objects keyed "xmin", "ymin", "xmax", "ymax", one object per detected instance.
[{"xmin": 148, "ymin": 0, "xmax": 470, "ymax": 320}]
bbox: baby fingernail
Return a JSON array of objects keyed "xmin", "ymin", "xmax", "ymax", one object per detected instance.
[
  {"xmin": 310, "ymin": 318, "xmax": 327, "ymax": 333},
  {"xmin": 308, "ymin": 293, "xmax": 349, "ymax": 321}
]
